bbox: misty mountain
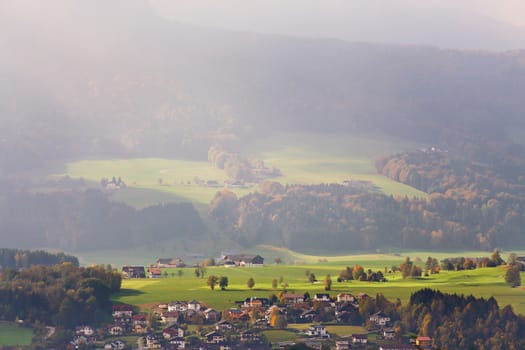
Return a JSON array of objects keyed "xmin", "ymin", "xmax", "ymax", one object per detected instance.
[
  {"xmin": 151, "ymin": 0, "xmax": 525, "ymax": 51},
  {"xmin": 1, "ymin": 0, "xmax": 525, "ymax": 172}
]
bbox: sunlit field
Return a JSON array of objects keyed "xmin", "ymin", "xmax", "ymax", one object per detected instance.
[
  {"xmin": 113, "ymin": 251, "xmax": 525, "ymax": 315},
  {"xmin": 0, "ymin": 323, "xmax": 33, "ymax": 346},
  {"xmin": 243, "ymin": 132, "xmax": 426, "ymax": 198},
  {"xmin": 61, "ymin": 133, "xmax": 426, "ymax": 209},
  {"xmin": 63, "ymin": 158, "xmax": 254, "ymax": 207}
]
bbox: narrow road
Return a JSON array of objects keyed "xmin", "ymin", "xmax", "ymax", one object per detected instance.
[{"xmin": 45, "ymin": 326, "xmax": 56, "ymax": 339}]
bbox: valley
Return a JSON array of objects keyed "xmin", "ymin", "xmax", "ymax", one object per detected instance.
[
  {"xmin": 60, "ymin": 133, "xmax": 426, "ymax": 209},
  {"xmin": 113, "ymin": 251, "xmax": 525, "ymax": 314}
]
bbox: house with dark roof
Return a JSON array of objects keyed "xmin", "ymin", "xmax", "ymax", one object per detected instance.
[
  {"xmin": 163, "ymin": 325, "xmax": 185, "ymax": 339},
  {"xmin": 121, "ymin": 266, "xmax": 146, "ymax": 278},
  {"xmin": 156, "ymin": 258, "xmax": 185, "ymax": 268},
  {"xmin": 205, "ymin": 331, "xmax": 225, "ymax": 344},
  {"xmin": 161, "ymin": 311, "xmax": 179, "ymax": 325},
  {"xmin": 223, "ymin": 254, "xmax": 264, "ymax": 266},
  {"xmin": 370, "ymin": 311, "xmax": 391, "ymax": 326},
  {"xmin": 112, "ymin": 305, "xmax": 133, "ymax": 318},
  {"xmin": 313, "ymin": 293, "xmax": 331, "ymax": 302},
  {"xmin": 352, "ymin": 334, "xmax": 368, "ymax": 344},
  {"xmin": 337, "ymin": 293, "xmax": 355, "ymax": 303},
  {"xmin": 335, "ymin": 340, "xmax": 349, "ymax": 350},
  {"xmin": 280, "ymin": 293, "xmax": 305, "ymax": 305},
  {"xmin": 168, "ymin": 301, "xmax": 187, "ymax": 312},
  {"xmin": 215, "ymin": 320, "xmax": 233, "ymax": 332},
  {"xmin": 306, "ymin": 325, "xmax": 329, "ymax": 338}
]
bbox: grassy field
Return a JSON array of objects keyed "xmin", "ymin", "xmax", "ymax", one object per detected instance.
[
  {"xmin": 62, "ymin": 158, "xmax": 254, "ymax": 207},
  {"xmin": 243, "ymin": 132, "xmax": 426, "ymax": 198},
  {"xmin": 262, "ymin": 329, "xmax": 298, "ymax": 343},
  {"xmin": 60, "ymin": 133, "xmax": 425, "ymax": 209},
  {"xmin": 113, "ymin": 252, "xmax": 525, "ymax": 315},
  {"xmin": 0, "ymin": 322, "xmax": 33, "ymax": 346}
]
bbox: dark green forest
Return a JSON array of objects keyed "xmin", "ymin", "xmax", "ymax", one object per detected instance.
[
  {"xmin": 0, "ymin": 249, "xmax": 78, "ymax": 271},
  {"xmin": 0, "ymin": 263, "xmax": 121, "ymax": 327}
]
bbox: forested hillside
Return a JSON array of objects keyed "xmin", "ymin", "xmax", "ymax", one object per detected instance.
[
  {"xmin": 0, "ymin": 190, "xmax": 204, "ymax": 251},
  {"xmin": 0, "ymin": 249, "xmax": 78, "ymax": 270},
  {"xmin": 209, "ymin": 180, "xmax": 525, "ymax": 251},
  {"xmin": 1, "ymin": 0, "xmax": 525, "ymax": 255}
]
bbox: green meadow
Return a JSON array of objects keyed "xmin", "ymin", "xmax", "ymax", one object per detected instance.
[
  {"xmin": 242, "ymin": 132, "xmax": 426, "ymax": 198},
  {"xmin": 0, "ymin": 322, "xmax": 33, "ymax": 346},
  {"xmin": 63, "ymin": 158, "xmax": 254, "ymax": 207},
  {"xmin": 60, "ymin": 132, "xmax": 425, "ymax": 209},
  {"xmin": 113, "ymin": 252, "xmax": 525, "ymax": 315}
]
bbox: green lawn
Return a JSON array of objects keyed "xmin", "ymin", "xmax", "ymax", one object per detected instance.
[
  {"xmin": 0, "ymin": 322, "xmax": 33, "ymax": 346},
  {"xmin": 113, "ymin": 254, "xmax": 525, "ymax": 315}
]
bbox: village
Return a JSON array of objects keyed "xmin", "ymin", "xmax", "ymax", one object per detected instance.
[
  {"xmin": 72, "ymin": 294, "xmax": 432, "ymax": 350},
  {"xmin": 69, "ymin": 255, "xmax": 434, "ymax": 350}
]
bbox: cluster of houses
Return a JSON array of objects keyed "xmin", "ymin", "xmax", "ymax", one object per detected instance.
[
  {"xmin": 221, "ymin": 254, "xmax": 264, "ymax": 267},
  {"xmin": 82, "ymin": 258, "xmax": 435, "ymax": 349},
  {"xmin": 122, "ymin": 255, "xmax": 265, "ymax": 280},
  {"xmin": 68, "ymin": 291, "xmax": 433, "ymax": 350},
  {"xmin": 341, "ymin": 179, "xmax": 373, "ymax": 189},
  {"xmin": 71, "ymin": 304, "xmax": 157, "ymax": 349}
]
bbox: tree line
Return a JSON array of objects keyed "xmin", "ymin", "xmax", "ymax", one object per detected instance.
[
  {"xmin": 208, "ymin": 146, "xmax": 281, "ymax": 182},
  {"xmin": 0, "ymin": 263, "xmax": 121, "ymax": 328},
  {"xmin": 0, "ymin": 248, "xmax": 79, "ymax": 271}
]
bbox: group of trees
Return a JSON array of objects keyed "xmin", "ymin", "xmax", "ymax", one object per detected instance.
[
  {"xmin": 337, "ymin": 265, "xmax": 386, "ymax": 282},
  {"xmin": 281, "ymin": 288, "xmax": 525, "ymax": 349},
  {"xmin": 440, "ymin": 250, "xmax": 505, "ymax": 271},
  {"xmin": 505, "ymin": 253, "xmax": 523, "ymax": 287},
  {"xmin": 205, "ymin": 276, "xmax": 256, "ymax": 290},
  {"xmin": 100, "ymin": 176, "xmax": 126, "ymax": 189},
  {"xmin": 401, "ymin": 289, "xmax": 525, "ymax": 349},
  {"xmin": 0, "ymin": 263, "xmax": 121, "ymax": 328},
  {"xmin": 0, "ymin": 248, "xmax": 78, "ymax": 271},
  {"xmin": 206, "ymin": 275, "xmax": 219, "ymax": 290},
  {"xmin": 208, "ymin": 146, "xmax": 253, "ymax": 182},
  {"xmin": 400, "ymin": 257, "xmax": 422, "ymax": 279},
  {"xmin": 207, "ymin": 146, "xmax": 281, "ymax": 182}
]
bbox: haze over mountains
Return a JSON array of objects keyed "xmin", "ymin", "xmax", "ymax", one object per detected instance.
[
  {"xmin": 1, "ymin": 0, "xmax": 525, "ymax": 256},
  {"xmin": 2, "ymin": 0, "xmax": 525, "ymax": 173},
  {"xmin": 151, "ymin": 0, "xmax": 525, "ymax": 51}
]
